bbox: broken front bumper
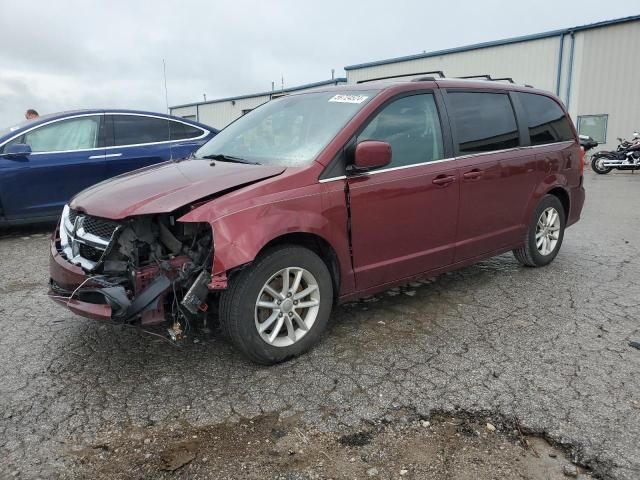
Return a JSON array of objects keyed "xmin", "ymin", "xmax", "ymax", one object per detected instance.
[{"xmin": 49, "ymin": 236, "xmax": 113, "ymax": 321}]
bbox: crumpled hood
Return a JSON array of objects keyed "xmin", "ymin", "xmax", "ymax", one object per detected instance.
[{"xmin": 69, "ymin": 159, "xmax": 285, "ymax": 219}]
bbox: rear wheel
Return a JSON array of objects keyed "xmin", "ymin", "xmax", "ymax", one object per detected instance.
[
  {"xmin": 591, "ymin": 155, "xmax": 612, "ymax": 174},
  {"xmin": 513, "ymin": 195, "xmax": 566, "ymax": 267},
  {"xmin": 219, "ymin": 245, "xmax": 333, "ymax": 364}
]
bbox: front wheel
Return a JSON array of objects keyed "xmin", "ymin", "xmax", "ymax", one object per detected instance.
[
  {"xmin": 591, "ymin": 155, "xmax": 612, "ymax": 174},
  {"xmin": 513, "ymin": 195, "xmax": 566, "ymax": 267},
  {"xmin": 219, "ymin": 245, "xmax": 333, "ymax": 364}
]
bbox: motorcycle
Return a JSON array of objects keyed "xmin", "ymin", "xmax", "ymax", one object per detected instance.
[
  {"xmin": 591, "ymin": 132, "xmax": 640, "ymax": 174},
  {"xmin": 579, "ymin": 134, "xmax": 598, "ymax": 153}
]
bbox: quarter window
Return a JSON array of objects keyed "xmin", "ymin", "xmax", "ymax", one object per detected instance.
[
  {"xmin": 448, "ymin": 92, "xmax": 520, "ymax": 154},
  {"xmin": 357, "ymin": 93, "xmax": 444, "ymax": 168},
  {"xmin": 113, "ymin": 115, "xmax": 200, "ymax": 146},
  {"xmin": 168, "ymin": 121, "xmax": 204, "ymax": 140},
  {"xmin": 10, "ymin": 116, "xmax": 100, "ymax": 152},
  {"xmin": 519, "ymin": 93, "xmax": 574, "ymax": 145}
]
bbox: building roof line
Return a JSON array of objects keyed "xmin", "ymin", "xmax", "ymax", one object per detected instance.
[
  {"xmin": 171, "ymin": 77, "xmax": 347, "ymax": 109},
  {"xmin": 344, "ymin": 14, "xmax": 640, "ymax": 71}
]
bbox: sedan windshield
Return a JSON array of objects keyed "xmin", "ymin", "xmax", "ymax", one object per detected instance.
[{"xmin": 195, "ymin": 90, "xmax": 378, "ymax": 167}]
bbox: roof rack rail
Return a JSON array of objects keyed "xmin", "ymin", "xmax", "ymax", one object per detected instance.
[
  {"xmin": 357, "ymin": 71, "xmax": 534, "ymax": 88},
  {"xmin": 491, "ymin": 77, "xmax": 515, "ymax": 83},
  {"xmin": 356, "ymin": 70, "xmax": 445, "ymax": 84},
  {"xmin": 457, "ymin": 74, "xmax": 493, "ymax": 80}
]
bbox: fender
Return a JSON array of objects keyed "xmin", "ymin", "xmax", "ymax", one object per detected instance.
[
  {"xmin": 178, "ymin": 183, "xmax": 353, "ymax": 294},
  {"xmin": 521, "ymin": 172, "xmax": 569, "ymax": 226}
]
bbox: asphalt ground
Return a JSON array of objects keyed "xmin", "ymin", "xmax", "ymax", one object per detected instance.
[{"xmin": 1, "ymin": 170, "xmax": 639, "ymax": 479}]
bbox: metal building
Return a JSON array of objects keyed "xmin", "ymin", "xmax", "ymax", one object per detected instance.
[
  {"xmin": 344, "ymin": 15, "xmax": 640, "ymax": 150},
  {"xmin": 170, "ymin": 78, "xmax": 346, "ymax": 130}
]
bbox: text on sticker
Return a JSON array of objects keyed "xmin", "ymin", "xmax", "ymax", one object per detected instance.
[{"xmin": 328, "ymin": 94, "xmax": 369, "ymax": 104}]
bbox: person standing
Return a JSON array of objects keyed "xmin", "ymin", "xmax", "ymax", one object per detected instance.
[{"xmin": 25, "ymin": 109, "xmax": 39, "ymax": 120}]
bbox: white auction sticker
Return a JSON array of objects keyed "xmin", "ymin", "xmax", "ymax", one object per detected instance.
[{"xmin": 328, "ymin": 94, "xmax": 369, "ymax": 104}]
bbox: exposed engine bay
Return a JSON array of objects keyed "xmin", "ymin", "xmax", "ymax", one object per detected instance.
[{"xmin": 51, "ymin": 205, "xmax": 213, "ymax": 338}]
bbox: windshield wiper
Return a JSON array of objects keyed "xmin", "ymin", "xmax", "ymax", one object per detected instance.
[{"xmin": 201, "ymin": 153, "xmax": 260, "ymax": 165}]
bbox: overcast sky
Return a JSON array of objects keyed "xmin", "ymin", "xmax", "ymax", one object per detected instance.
[{"xmin": 0, "ymin": 0, "xmax": 637, "ymax": 127}]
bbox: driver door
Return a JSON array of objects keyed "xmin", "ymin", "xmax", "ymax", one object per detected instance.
[{"xmin": 347, "ymin": 93, "xmax": 459, "ymax": 290}]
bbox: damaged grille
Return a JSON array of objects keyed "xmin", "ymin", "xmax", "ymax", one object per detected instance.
[
  {"xmin": 79, "ymin": 243, "xmax": 104, "ymax": 262},
  {"xmin": 82, "ymin": 216, "xmax": 119, "ymax": 241},
  {"xmin": 60, "ymin": 206, "xmax": 121, "ymax": 271}
]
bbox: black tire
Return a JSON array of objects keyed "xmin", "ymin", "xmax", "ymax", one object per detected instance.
[
  {"xmin": 513, "ymin": 195, "xmax": 566, "ymax": 267},
  {"xmin": 591, "ymin": 155, "xmax": 612, "ymax": 174},
  {"xmin": 219, "ymin": 245, "xmax": 333, "ymax": 364}
]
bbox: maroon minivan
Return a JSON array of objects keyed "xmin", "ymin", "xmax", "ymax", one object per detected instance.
[{"xmin": 49, "ymin": 78, "xmax": 585, "ymax": 364}]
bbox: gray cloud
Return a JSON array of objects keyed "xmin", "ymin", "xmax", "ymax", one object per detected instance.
[{"xmin": 0, "ymin": 0, "xmax": 637, "ymax": 127}]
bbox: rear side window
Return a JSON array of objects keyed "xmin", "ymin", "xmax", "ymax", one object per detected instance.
[
  {"xmin": 518, "ymin": 93, "xmax": 574, "ymax": 145},
  {"xmin": 113, "ymin": 115, "xmax": 172, "ymax": 146},
  {"xmin": 447, "ymin": 92, "xmax": 519, "ymax": 154}
]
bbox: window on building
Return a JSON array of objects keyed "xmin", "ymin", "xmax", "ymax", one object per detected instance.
[
  {"xmin": 519, "ymin": 93, "xmax": 574, "ymax": 145},
  {"xmin": 358, "ymin": 93, "xmax": 444, "ymax": 168},
  {"xmin": 577, "ymin": 114, "xmax": 608, "ymax": 144},
  {"xmin": 447, "ymin": 92, "xmax": 519, "ymax": 154}
]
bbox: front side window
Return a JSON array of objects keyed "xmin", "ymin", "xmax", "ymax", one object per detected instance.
[
  {"xmin": 113, "ymin": 115, "xmax": 173, "ymax": 146},
  {"xmin": 519, "ymin": 93, "xmax": 574, "ymax": 145},
  {"xmin": 448, "ymin": 92, "xmax": 520, "ymax": 154},
  {"xmin": 195, "ymin": 90, "xmax": 378, "ymax": 167},
  {"xmin": 9, "ymin": 116, "xmax": 100, "ymax": 152},
  {"xmin": 357, "ymin": 93, "xmax": 444, "ymax": 168}
]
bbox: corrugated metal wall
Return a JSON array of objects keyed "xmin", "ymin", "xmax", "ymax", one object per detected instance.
[
  {"xmin": 571, "ymin": 21, "xmax": 640, "ymax": 149},
  {"xmin": 346, "ymin": 36, "xmax": 561, "ymax": 92}
]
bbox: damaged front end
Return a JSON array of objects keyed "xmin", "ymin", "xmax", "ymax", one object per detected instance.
[{"xmin": 50, "ymin": 205, "xmax": 213, "ymax": 338}]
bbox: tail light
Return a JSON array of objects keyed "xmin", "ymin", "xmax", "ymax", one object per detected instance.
[{"xmin": 579, "ymin": 146, "xmax": 585, "ymax": 174}]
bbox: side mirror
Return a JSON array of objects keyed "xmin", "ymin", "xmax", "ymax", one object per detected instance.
[
  {"xmin": 351, "ymin": 140, "xmax": 392, "ymax": 172},
  {"xmin": 2, "ymin": 143, "xmax": 32, "ymax": 159}
]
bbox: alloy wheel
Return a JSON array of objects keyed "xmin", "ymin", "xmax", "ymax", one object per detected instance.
[
  {"xmin": 254, "ymin": 267, "xmax": 321, "ymax": 347},
  {"xmin": 535, "ymin": 207, "xmax": 561, "ymax": 256}
]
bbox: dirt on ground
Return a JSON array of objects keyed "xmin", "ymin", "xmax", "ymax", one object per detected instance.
[{"xmin": 63, "ymin": 410, "xmax": 590, "ymax": 479}]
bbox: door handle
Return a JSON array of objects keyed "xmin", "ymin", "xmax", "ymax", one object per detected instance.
[
  {"xmin": 432, "ymin": 175, "xmax": 456, "ymax": 186},
  {"xmin": 88, "ymin": 153, "xmax": 122, "ymax": 160},
  {"xmin": 463, "ymin": 169, "xmax": 483, "ymax": 180}
]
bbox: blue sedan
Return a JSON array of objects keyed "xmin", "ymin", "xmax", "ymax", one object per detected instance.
[{"xmin": 0, "ymin": 109, "xmax": 217, "ymax": 225}]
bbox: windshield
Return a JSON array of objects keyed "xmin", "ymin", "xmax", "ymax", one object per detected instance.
[{"xmin": 195, "ymin": 90, "xmax": 378, "ymax": 167}]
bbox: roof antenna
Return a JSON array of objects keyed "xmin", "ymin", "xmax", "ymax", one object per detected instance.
[{"xmin": 162, "ymin": 59, "xmax": 174, "ymax": 161}]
